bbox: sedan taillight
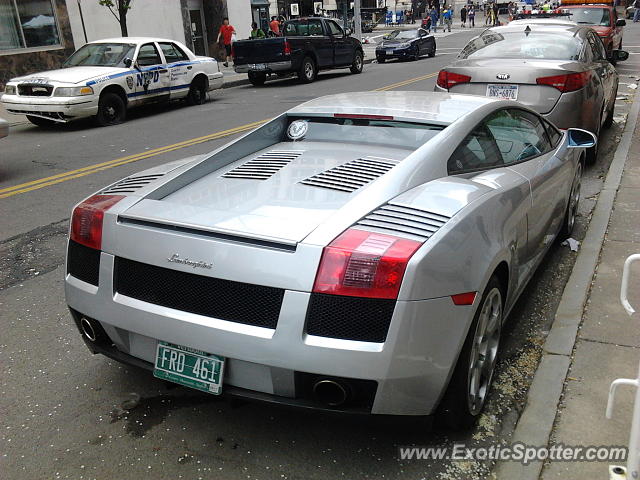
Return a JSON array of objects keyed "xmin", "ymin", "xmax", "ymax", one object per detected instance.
[
  {"xmin": 436, "ymin": 70, "xmax": 472, "ymax": 90},
  {"xmin": 536, "ymin": 72, "xmax": 591, "ymax": 93},
  {"xmin": 313, "ymin": 229, "xmax": 422, "ymax": 300},
  {"xmin": 70, "ymin": 195, "xmax": 124, "ymax": 250}
]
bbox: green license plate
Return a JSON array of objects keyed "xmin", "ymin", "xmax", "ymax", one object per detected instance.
[{"xmin": 153, "ymin": 341, "xmax": 225, "ymax": 395}]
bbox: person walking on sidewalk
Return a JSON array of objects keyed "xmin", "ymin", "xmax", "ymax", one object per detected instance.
[
  {"xmin": 217, "ymin": 17, "xmax": 235, "ymax": 67},
  {"xmin": 468, "ymin": 5, "xmax": 475, "ymax": 27},
  {"xmin": 430, "ymin": 6, "xmax": 439, "ymax": 32},
  {"xmin": 492, "ymin": 3, "xmax": 499, "ymax": 26},
  {"xmin": 443, "ymin": 6, "xmax": 453, "ymax": 31},
  {"xmin": 634, "ymin": 0, "xmax": 640, "ymax": 22},
  {"xmin": 460, "ymin": 5, "xmax": 467, "ymax": 27}
]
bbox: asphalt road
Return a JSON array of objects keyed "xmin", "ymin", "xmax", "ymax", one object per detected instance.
[{"xmin": 1, "ymin": 26, "xmax": 640, "ymax": 480}]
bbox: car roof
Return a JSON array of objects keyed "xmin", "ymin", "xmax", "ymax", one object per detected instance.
[
  {"xmin": 90, "ymin": 37, "xmax": 178, "ymax": 45},
  {"xmin": 508, "ymin": 18, "xmax": 577, "ymax": 26},
  {"xmin": 484, "ymin": 23, "xmax": 587, "ymax": 35},
  {"xmin": 287, "ymin": 91, "xmax": 501, "ymax": 125}
]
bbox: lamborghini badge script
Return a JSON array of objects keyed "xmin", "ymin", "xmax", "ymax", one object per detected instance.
[{"xmin": 167, "ymin": 253, "xmax": 213, "ymax": 269}]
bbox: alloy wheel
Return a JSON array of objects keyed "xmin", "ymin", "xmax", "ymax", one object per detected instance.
[{"xmin": 567, "ymin": 164, "xmax": 582, "ymax": 233}]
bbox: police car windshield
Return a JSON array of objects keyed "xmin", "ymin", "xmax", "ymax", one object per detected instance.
[{"xmin": 64, "ymin": 43, "xmax": 136, "ymax": 67}]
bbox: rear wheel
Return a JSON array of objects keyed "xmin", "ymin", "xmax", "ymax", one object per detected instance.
[
  {"xmin": 603, "ymin": 86, "xmax": 617, "ymax": 129},
  {"xmin": 377, "ymin": 56, "xmax": 386, "ymax": 63},
  {"xmin": 586, "ymin": 106, "xmax": 603, "ymax": 164},
  {"xmin": 298, "ymin": 56, "xmax": 317, "ymax": 83},
  {"xmin": 350, "ymin": 51, "xmax": 364, "ymax": 74},
  {"xmin": 559, "ymin": 161, "xmax": 582, "ymax": 239},
  {"xmin": 248, "ymin": 71, "xmax": 267, "ymax": 86},
  {"xmin": 186, "ymin": 77, "xmax": 207, "ymax": 105},
  {"xmin": 436, "ymin": 276, "xmax": 503, "ymax": 430},
  {"xmin": 26, "ymin": 115, "xmax": 56, "ymax": 128},
  {"xmin": 96, "ymin": 92, "xmax": 126, "ymax": 127}
]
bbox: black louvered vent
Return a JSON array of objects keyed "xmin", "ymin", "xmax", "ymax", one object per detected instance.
[
  {"xmin": 299, "ymin": 156, "xmax": 398, "ymax": 193},
  {"xmin": 221, "ymin": 150, "xmax": 304, "ymax": 180},
  {"xmin": 355, "ymin": 203, "xmax": 450, "ymax": 242},
  {"xmin": 101, "ymin": 174, "xmax": 165, "ymax": 194}
]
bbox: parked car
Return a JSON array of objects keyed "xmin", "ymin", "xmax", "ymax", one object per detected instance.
[
  {"xmin": 375, "ymin": 28, "xmax": 436, "ymax": 62},
  {"xmin": 0, "ymin": 117, "xmax": 8, "ymax": 139},
  {"xmin": 626, "ymin": 5, "xmax": 634, "ymax": 19},
  {"xmin": 65, "ymin": 91, "xmax": 594, "ymax": 429},
  {"xmin": 232, "ymin": 17, "xmax": 364, "ymax": 86},
  {"xmin": 435, "ymin": 23, "xmax": 628, "ymax": 162},
  {"xmin": 0, "ymin": 37, "xmax": 223, "ymax": 127},
  {"xmin": 561, "ymin": 4, "xmax": 625, "ymax": 56}
]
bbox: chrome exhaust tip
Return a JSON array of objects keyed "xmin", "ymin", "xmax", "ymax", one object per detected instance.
[
  {"xmin": 312, "ymin": 379, "xmax": 349, "ymax": 407},
  {"xmin": 80, "ymin": 317, "xmax": 97, "ymax": 342}
]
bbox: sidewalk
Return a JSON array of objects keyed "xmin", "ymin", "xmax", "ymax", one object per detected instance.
[{"xmin": 494, "ymin": 86, "xmax": 640, "ymax": 479}]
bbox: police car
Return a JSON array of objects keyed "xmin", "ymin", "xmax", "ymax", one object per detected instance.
[{"xmin": 0, "ymin": 38, "xmax": 223, "ymax": 127}]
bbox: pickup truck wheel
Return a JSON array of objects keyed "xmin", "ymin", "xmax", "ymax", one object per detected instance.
[
  {"xmin": 96, "ymin": 92, "xmax": 126, "ymax": 127},
  {"xmin": 350, "ymin": 51, "xmax": 364, "ymax": 74},
  {"xmin": 298, "ymin": 57, "xmax": 317, "ymax": 83},
  {"xmin": 26, "ymin": 115, "xmax": 56, "ymax": 128},
  {"xmin": 186, "ymin": 78, "xmax": 207, "ymax": 105},
  {"xmin": 248, "ymin": 71, "xmax": 267, "ymax": 86}
]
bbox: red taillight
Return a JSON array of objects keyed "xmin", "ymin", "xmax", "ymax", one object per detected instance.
[
  {"xmin": 283, "ymin": 40, "xmax": 292, "ymax": 55},
  {"xmin": 313, "ymin": 229, "xmax": 423, "ymax": 300},
  {"xmin": 70, "ymin": 195, "xmax": 124, "ymax": 250},
  {"xmin": 451, "ymin": 291, "xmax": 477, "ymax": 306},
  {"xmin": 536, "ymin": 72, "xmax": 590, "ymax": 93},
  {"xmin": 334, "ymin": 113, "xmax": 394, "ymax": 121},
  {"xmin": 436, "ymin": 70, "xmax": 472, "ymax": 90}
]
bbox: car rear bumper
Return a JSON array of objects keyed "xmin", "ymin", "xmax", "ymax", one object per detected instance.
[
  {"xmin": 65, "ymin": 250, "xmax": 474, "ymax": 416},
  {"xmin": 1, "ymin": 94, "xmax": 98, "ymax": 122},
  {"xmin": 234, "ymin": 61, "xmax": 293, "ymax": 74}
]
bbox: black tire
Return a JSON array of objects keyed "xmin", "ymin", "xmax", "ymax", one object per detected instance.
[
  {"xmin": 350, "ymin": 51, "xmax": 364, "ymax": 74},
  {"xmin": 96, "ymin": 92, "xmax": 126, "ymax": 127},
  {"xmin": 603, "ymin": 86, "xmax": 617, "ymax": 129},
  {"xmin": 436, "ymin": 276, "xmax": 504, "ymax": 430},
  {"xmin": 428, "ymin": 47, "xmax": 436, "ymax": 57},
  {"xmin": 377, "ymin": 56, "xmax": 386, "ymax": 64},
  {"xmin": 186, "ymin": 77, "xmax": 207, "ymax": 105},
  {"xmin": 248, "ymin": 71, "xmax": 267, "ymax": 86},
  {"xmin": 412, "ymin": 46, "xmax": 420, "ymax": 61},
  {"xmin": 26, "ymin": 115, "xmax": 56, "ymax": 128},
  {"xmin": 585, "ymin": 108, "xmax": 602, "ymax": 164},
  {"xmin": 297, "ymin": 56, "xmax": 317, "ymax": 83},
  {"xmin": 559, "ymin": 161, "xmax": 582, "ymax": 240}
]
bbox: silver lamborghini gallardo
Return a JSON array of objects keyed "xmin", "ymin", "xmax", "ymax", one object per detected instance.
[{"xmin": 65, "ymin": 91, "xmax": 594, "ymax": 428}]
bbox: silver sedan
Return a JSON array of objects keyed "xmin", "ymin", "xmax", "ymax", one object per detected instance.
[
  {"xmin": 65, "ymin": 91, "xmax": 593, "ymax": 429},
  {"xmin": 435, "ymin": 23, "xmax": 628, "ymax": 162}
]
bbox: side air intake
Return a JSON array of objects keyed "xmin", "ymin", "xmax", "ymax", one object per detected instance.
[
  {"xmin": 101, "ymin": 174, "xmax": 165, "ymax": 194},
  {"xmin": 355, "ymin": 203, "xmax": 451, "ymax": 242}
]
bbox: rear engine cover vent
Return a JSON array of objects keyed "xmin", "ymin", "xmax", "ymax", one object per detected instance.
[
  {"xmin": 299, "ymin": 156, "xmax": 399, "ymax": 193},
  {"xmin": 221, "ymin": 150, "xmax": 304, "ymax": 180},
  {"xmin": 355, "ymin": 203, "xmax": 451, "ymax": 242},
  {"xmin": 101, "ymin": 173, "xmax": 165, "ymax": 194}
]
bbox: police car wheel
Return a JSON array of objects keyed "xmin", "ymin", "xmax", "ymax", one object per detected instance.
[
  {"xmin": 96, "ymin": 92, "xmax": 125, "ymax": 127},
  {"xmin": 187, "ymin": 79, "xmax": 207, "ymax": 106}
]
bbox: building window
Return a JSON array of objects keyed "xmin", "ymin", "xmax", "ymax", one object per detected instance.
[{"xmin": 0, "ymin": 0, "xmax": 61, "ymax": 52}]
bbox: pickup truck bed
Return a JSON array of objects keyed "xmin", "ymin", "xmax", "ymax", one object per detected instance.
[{"xmin": 233, "ymin": 17, "xmax": 364, "ymax": 85}]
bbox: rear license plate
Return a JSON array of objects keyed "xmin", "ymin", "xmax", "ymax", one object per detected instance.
[
  {"xmin": 153, "ymin": 341, "xmax": 225, "ymax": 395},
  {"xmin": 486, "ymin": 84, "xmax": 519, "ymax": 100},
  {"xmin": 251, "ymin": 63, "xmax": 267, "ymax": 70}
]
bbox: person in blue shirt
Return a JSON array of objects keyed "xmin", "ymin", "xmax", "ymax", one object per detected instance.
[
  {"xmin": 430, "ymin": 6, "xmax": 439, "ymax": 33},
  {"xmin": 442, "ymin": 6, "xmax": 452, "ymax": 32}
]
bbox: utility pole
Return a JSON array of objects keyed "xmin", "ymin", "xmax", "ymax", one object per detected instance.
[{"xmin": 353, "ymin": 0, "xmax": 362, "ymax": 41}]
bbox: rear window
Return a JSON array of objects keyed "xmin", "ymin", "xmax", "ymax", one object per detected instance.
[
  {"xmin": 283, "ymin": 19, "xmax": 324, "ymax": 36},
  {"xmin": 283, "ymin": 117, "xmax": 444, "ymax": 150},
  {"xmin": 565, "ymin": 8, "xmax": 610, "ymax": 26},
  {"xmin": 459, "ymin": 32, "xmax": 581, "ymax": 60}
]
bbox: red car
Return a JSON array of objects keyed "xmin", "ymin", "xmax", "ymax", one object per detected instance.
[{"xmin": 562, "ymin": 4, "xmax": 625, "ymax": 57}]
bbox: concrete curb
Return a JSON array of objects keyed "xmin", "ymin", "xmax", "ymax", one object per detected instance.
[{"xmin": 494, "ymin": 92, "xmax": 640, "ymax": 480}]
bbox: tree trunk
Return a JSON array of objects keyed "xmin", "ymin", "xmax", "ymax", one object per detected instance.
[{"xmin": 118, "ymin": 1, "xmax": 129, "ymax": 36}]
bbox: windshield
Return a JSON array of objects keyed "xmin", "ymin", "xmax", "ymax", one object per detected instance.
[
  {"xmin": 64, "ymin": 43, "xmax": 136, "ymax": 67},
  {"xmin": 386, "ymin": 30, "xmax": 418, "ymax": 39},
  {"xmin": 566, "ymin": 8, "xmax": 610, "ymax": 26},
  {"xmin": 459, "ymin": 32, "xmax": 581, "ymax": 60},
  {"xmin": 283, "ymin": 117, "xmax": 444, "ymax": 150}
]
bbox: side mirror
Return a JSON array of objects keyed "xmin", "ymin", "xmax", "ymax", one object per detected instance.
[
  {"xmin": 124, "ymin": 57, "xmax": 133, "ymax": 68},
  {"xmin": 567, "ymin": 128, "xmax": 597, "ymax": 149},
  {"xmin": 616, "ymin": 18, "xmax": 626, "ymax": 27},
  {"xmin": 345, "ymin": 28, "xmax": 352, "ymax": 36},
  {"xmin": 611, "ymin": 49, "xmax": 629, "ymax": 62}
]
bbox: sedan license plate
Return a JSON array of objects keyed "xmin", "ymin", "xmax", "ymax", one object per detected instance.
[
  {"xmin": 251, "ymin": 63, "xmax": 267, "ymax": 70},
  {"xmin": 386, "ymin": 49, "xmax": 394, "ymax": 54},
  {"xmin": 486, "ymin": 84, "xmax": 518, "ymax": 100},
  {"xmin": 153, "ymin": 342, "xmax": 225, "ymax": 395}
]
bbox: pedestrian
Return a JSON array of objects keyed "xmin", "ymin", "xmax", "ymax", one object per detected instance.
[
  {"xmin": 461, "ymin": 5, "xmax": 467, "ymax": 27},
  {"xmin": 492, "ymin": 3, "xmax": 499, "ymax": 26},
  {"xmin": 442, "ymin": 6, "xmax": 453, "ymax": 31},
  {"xmin": 250, "ymin": 22, "xmax": 265, "ymax": 39},
  {"xmin": 468, "ymin": 5, "xmax": 475, "ymax": 26},
  {"xmin": 269, "ymin": 16, "xmax": 280, "ymax": 36},
  {"xmin": 634, "ymin": 0, "xmax": 640, "ymax": 22},
  {"xmin": 430, "ymin": 6, "xmax": 439, "ymax": 32},
  {"xmin": 216, "ymin": 17, "xmax": 235, "ymax": 67},
  {"xmin": 485, "ymin": 3, "xmax": 491, "ymax": 25}
]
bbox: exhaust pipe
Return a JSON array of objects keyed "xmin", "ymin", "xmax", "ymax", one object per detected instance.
[
  {"xmin": 313, "ymin": 379, "xmax": 350, "ymax": 407},
  {"xmin": 80, "ymin": 317, "xmax": 97, "ymax": 342}
]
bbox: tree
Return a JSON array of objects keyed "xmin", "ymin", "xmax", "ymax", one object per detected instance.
[{"xmin": 98, "ymin": 0, "xmax": 133, "ymax": 37}]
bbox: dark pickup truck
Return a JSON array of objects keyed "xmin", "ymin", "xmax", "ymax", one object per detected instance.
[{"xmin": 232, "ymin": 17, "xmax": 364, "ymax": 86}]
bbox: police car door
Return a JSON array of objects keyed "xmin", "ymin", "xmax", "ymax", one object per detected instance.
[
  {"xmin": 159, "ymin": 42, "xmax": 192, "ymax": 100},
  {"xmin": 133, "ymin": 43, "xmax": 170, "ymax": 103}
]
